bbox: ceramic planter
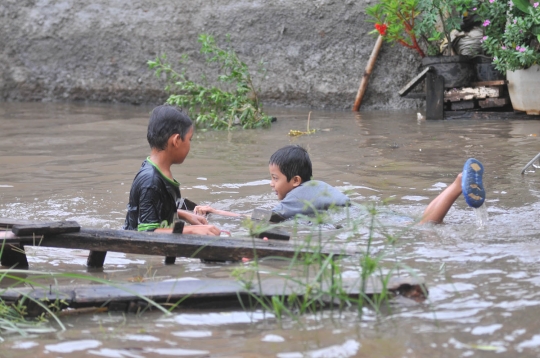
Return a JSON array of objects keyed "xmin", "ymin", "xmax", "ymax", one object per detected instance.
[{"xmin": 506, "ymin": 65, "xmax": 540, "ymax": 115}]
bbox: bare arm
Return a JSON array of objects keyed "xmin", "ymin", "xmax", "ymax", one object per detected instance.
[
  {"xmin": 177, "ymin": 209, "xmax": 209, "ymax": 225},
  {"xmin": 194, "ymin": 205, "xmax": 249, "ymax": 218},
  {"xmin": 154, "ymin": 225, "xmax": 221, "ymax": 236}
]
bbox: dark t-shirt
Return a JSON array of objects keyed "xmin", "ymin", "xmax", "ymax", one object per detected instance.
[{"xmin": 123, "ymin": 158, "xmax": 181, "ymax": 231}]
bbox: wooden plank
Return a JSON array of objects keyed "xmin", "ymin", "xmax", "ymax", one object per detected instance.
[
  {"xmin": 444, "ymin": 86, "xmax": 500, "ymax": 102},
  {"xmin": 398, "ymin": 66, "xmax": 432, "ymax": 97},
  {"xmin": 450, "ymin": 100, "xmax": 476, "ymax": 111},
  {"xmin": 0, "ymin": 218, "xmax": 39, "ymax": 228},
  {"xmin": 12, "ymin": 221, "xmax": 80, "ymax": 236},
  {"xmin": 471, "ymin": 80, "xmax": 507, "ymax": 87},
  {"xmin": 4, "ymin": 276, "xmax": 427, "ymax": 316},
  {"xmin": 14, "ymin": 228, "xmax": 352, "ymax": 262},
  {"xmin": 426, "ymin": 73, "xmax": 445, "ymax": 120},
  {"xmin": 478, "ymin": 97, "xmax": 509, "ymax": 108},
  {"xmin": 87, "ymin": 251, "xmax": 107, "ymax": 268}
]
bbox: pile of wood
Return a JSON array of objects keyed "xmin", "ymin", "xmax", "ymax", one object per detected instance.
[{"xmin": 444, "ymin": 80, "xmax": 510, "ymax": 111}]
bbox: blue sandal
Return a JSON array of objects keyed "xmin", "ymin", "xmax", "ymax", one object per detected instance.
[{"xmin": 462, "ymin": 158, "xmax": 485, "ymax": 208}]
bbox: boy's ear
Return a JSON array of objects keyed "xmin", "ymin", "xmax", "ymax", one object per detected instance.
[
  {"xmin": 291, "ymin": 175, "xmax": 302, "ymax": 187},
  {"xmin": 171, "ymin": 134, "xmax": 182, "ymax": 146}
]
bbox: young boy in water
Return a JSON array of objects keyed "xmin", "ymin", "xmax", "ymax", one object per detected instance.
[
  {"xmin": 123, "ymin": 105, "xmax": 220, "ymax": 236},
  {"xmin": 195, "ymin": 145, "xmax": 485, "ymax": 225},
  {"xmin": 194, "ymin": 145, "xmax": 350, "ymax": 220}
]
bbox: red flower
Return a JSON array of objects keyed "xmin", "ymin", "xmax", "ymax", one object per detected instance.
[{"xmin": 375, "ymin": 23, "xmax": 388, "ymax": 36}]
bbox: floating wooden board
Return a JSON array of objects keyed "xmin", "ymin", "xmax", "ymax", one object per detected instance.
[
  {"xmin": 0, "ymin": 219, "xmax": 356, "ymax": 268},
  {"xmin": 12, "ymin": 221, "xmax": 80, "ymax": 236},
  {"xmin": 2, "ymin": 276, "xmax": 427, "ymax": 316}
]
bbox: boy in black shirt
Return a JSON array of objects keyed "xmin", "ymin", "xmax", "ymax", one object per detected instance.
[{"xmin": 123, "ymin": 105, "xmax": 220, "ymax": 236}]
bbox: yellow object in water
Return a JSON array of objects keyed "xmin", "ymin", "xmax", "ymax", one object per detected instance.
[{"xmin": 288, "ymin": 129, "xmax": 316, "ymax": 137}]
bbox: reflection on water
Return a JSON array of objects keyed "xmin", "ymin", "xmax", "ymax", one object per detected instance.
[{"xmin": 1, "ymin": 102, "xmax": 540, "ymax": 356}]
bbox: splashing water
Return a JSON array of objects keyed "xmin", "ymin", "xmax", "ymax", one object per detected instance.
[{"xmin": 474, "ymin": 204, "xmax": 489, "ymax": 228}]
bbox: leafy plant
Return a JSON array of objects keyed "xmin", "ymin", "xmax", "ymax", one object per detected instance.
[
  {"xmin": 477, "ymin": 0, "xmax": 540, "ymax": 72},
  {"xmin": 366, "ymin": 0, "xmax": 426, "ymax": 57},
  {"xmin": 233, "ymin": 202, "xmax": 425, "ymax": 320},
  {"xmin": 148, "ymin": 34, "xmax": 273, "ymax": 130},
  {"xmin": 366, "ymin": 0, "xmax": 477, "ymax": 57}
]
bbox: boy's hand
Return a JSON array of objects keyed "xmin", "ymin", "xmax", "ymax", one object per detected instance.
[
  {"xmin": 0, "ymin": 231, "xmax": 15, "ymax": 239},
  {"xmin": 183, "ymin": 225, "xmax": 221, "ymax": 236},
  {"xmin": 178, "ymin": 210, "xmax": 208, "ymax": 225},
  {"xmin": 193, "ymin": 205, "xmax": 215, "ymax": 216}
]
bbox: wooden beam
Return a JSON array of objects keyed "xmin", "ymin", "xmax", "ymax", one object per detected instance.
[
  {"xmin": 12, "ymin": 221, "xmax": 80, "ymax": 236},
  {"xmin": 450, "ymin": 100, "xmax": 476, "ymax": 111},
  {"xmin": 398, "ymin": 66, "xmax": 432, "ymax": 97},
  {"xmin": 12, "ymin": 228, "xmax": 352, "ymax": 264},
  {"xmin": 4, "ymin": 276, "xmax": 427, "ymax": 316},
  {"xmin": 353, "ymin": 35, "xmax": 383, "ymax": 111},
  {"xmin": 478, "ymin": 97, "xmax": 509, "ymax": 108},
  {"xmin": 471, "ymin": 80, "xmax": 507, "ymax": 87},
  {"xmin": 426, "ymin": 73, "xmax": 445, "ymax": 120}
]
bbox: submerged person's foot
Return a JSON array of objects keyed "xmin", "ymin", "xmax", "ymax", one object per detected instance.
[{"xmin": 461, "ymin": 158, "xmax": 485, "ymax": 208}]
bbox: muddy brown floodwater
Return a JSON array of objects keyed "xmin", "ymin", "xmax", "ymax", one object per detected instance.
[{"xmin": 1, "ymin": 102, "xmax": 540, "ymax": 357}]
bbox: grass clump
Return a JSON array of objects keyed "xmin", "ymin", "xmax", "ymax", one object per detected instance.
[
  {"xmin": 234, "ymin": 202, "xmax": 423, "ymax": 321},
  {"xmin": 148, "ymin": 34, "xmax": 273, "ymax": 130}
]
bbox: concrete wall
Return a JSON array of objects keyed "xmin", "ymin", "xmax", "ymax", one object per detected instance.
[{"xmin": 0, "ymin": 0, "xmax": 423, "ymax": 110}]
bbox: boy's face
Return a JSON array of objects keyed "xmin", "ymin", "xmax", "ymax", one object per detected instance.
[
  {"xmin": 174, "ymin": 126, "xmax": 194, "ymax": 164},
  {"xmin": 269, "ymin": 164, "xmax": 301, "ymax": 200}
]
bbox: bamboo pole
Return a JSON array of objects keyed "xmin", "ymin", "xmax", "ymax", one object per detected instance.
[{"xmin": 352, "ymin": 35, "xmax": 384, "ymax": 112}]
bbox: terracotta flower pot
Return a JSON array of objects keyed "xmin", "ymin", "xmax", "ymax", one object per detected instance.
[{"xmin": 506, "ymin": 65, "xmax": 540, "ymax": 115}]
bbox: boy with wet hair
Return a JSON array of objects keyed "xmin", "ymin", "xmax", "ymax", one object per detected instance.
[
  {"xmin": 195, "ymin": 146, "xmax": 485, "ymax": 225},
  {"xmin": 123, "ymin": 105, "xmax": 220, "ymax": 236},
  {"xmin": 194, "ymin": 145, "xmax": 350, "ymax": 220}
]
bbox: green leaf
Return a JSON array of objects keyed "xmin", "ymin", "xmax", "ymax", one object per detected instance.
[{"xmin": 512, "ymin": 0, "xmax": 532, "ymax": 14}]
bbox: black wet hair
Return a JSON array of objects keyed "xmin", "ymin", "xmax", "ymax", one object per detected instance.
[
  {"xmin": 147, "ymin": 105, "xmax": 193, "ymax": 150},
  {"xmin": 269, "ymin": 145, "xmax": 312, "ymax": 183}
]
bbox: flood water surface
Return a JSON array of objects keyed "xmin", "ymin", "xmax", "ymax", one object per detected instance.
[{"xmin": 1, "ymin": 102, "xmax": 540, "ymax": 357}]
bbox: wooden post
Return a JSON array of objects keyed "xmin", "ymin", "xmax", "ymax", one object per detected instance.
[
  {"xmin": 353, "ymin": 35, "xmax": 384, "ymax": 111},
  {"xmin": 426, "ymin": 73, "xmax": 445, "ymax": 120},
  {"xmin": 87, "ymin": 251, "xmax": 107, "ymax": 268},
  {"xmin": 0, "ymin": 244, "xmax": 29, "ymax": 268}
]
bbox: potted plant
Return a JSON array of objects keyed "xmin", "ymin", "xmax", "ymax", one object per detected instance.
[
  {"xmin": 366, "ymin": 0, "xmax": 479, "ymax": 88},
  {"xmin": 476, "ymin": 0, "xmax": 540, "ymax": 114}
]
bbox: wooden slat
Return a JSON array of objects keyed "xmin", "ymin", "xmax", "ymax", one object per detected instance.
[
  {"xmin": 426, "ymin": 73, "xmax": 445, "ymax": 120},
  {"xmin": 0, "ymin": 218, "xmax": 39, "ymax": 228},
  {"xmin": 398, "ymin": 66, "xmax": 432, "ymax": 97},
  {"xmin": 450, "ymin": 100, "xmax": 476, "ymax": 111},
  {"xmin": 12, "ymin": 221, "xmax": 80, "ymax": 236},
  {"xmin": 15, "ymin": 228, "xmax": 353, "ymax": 261},
  {"xmin": 471, "ymin": 80, "xmax": 507, "ymax": 87},
  {"xmin": 3, "ymin": 276, "xmax": 427, "ymax": 316},
  {"xmin": 478, "ymin": 97, "xmax": 509, "ymax": 108},
  {"xmin": 444, "ymin": 86, "xmax": 500, "ymax": 102}
]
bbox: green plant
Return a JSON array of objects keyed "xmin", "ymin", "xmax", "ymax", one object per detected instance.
[
  {"xmin": 148, "ymin": 34, "xmax": 273, "ymax": 130},
  {"xmin": 477, "ymin": 0, "xmax": 540, "ymax": 72},
  {"xmin": 366, "ymin": 0, "xmax": 426, "ymax": 57},
  {"xmin": 233, "ymin": 201, "xmax": 421, "ymax": 320},
  {"xmin": 366, "ymin": 0, "xmax": 477, "ymax": 57}
]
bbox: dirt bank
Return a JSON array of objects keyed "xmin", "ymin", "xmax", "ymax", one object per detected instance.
[{"xmin": 0, "ymin": 0, "xmax": 423, "ymax": 110}]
